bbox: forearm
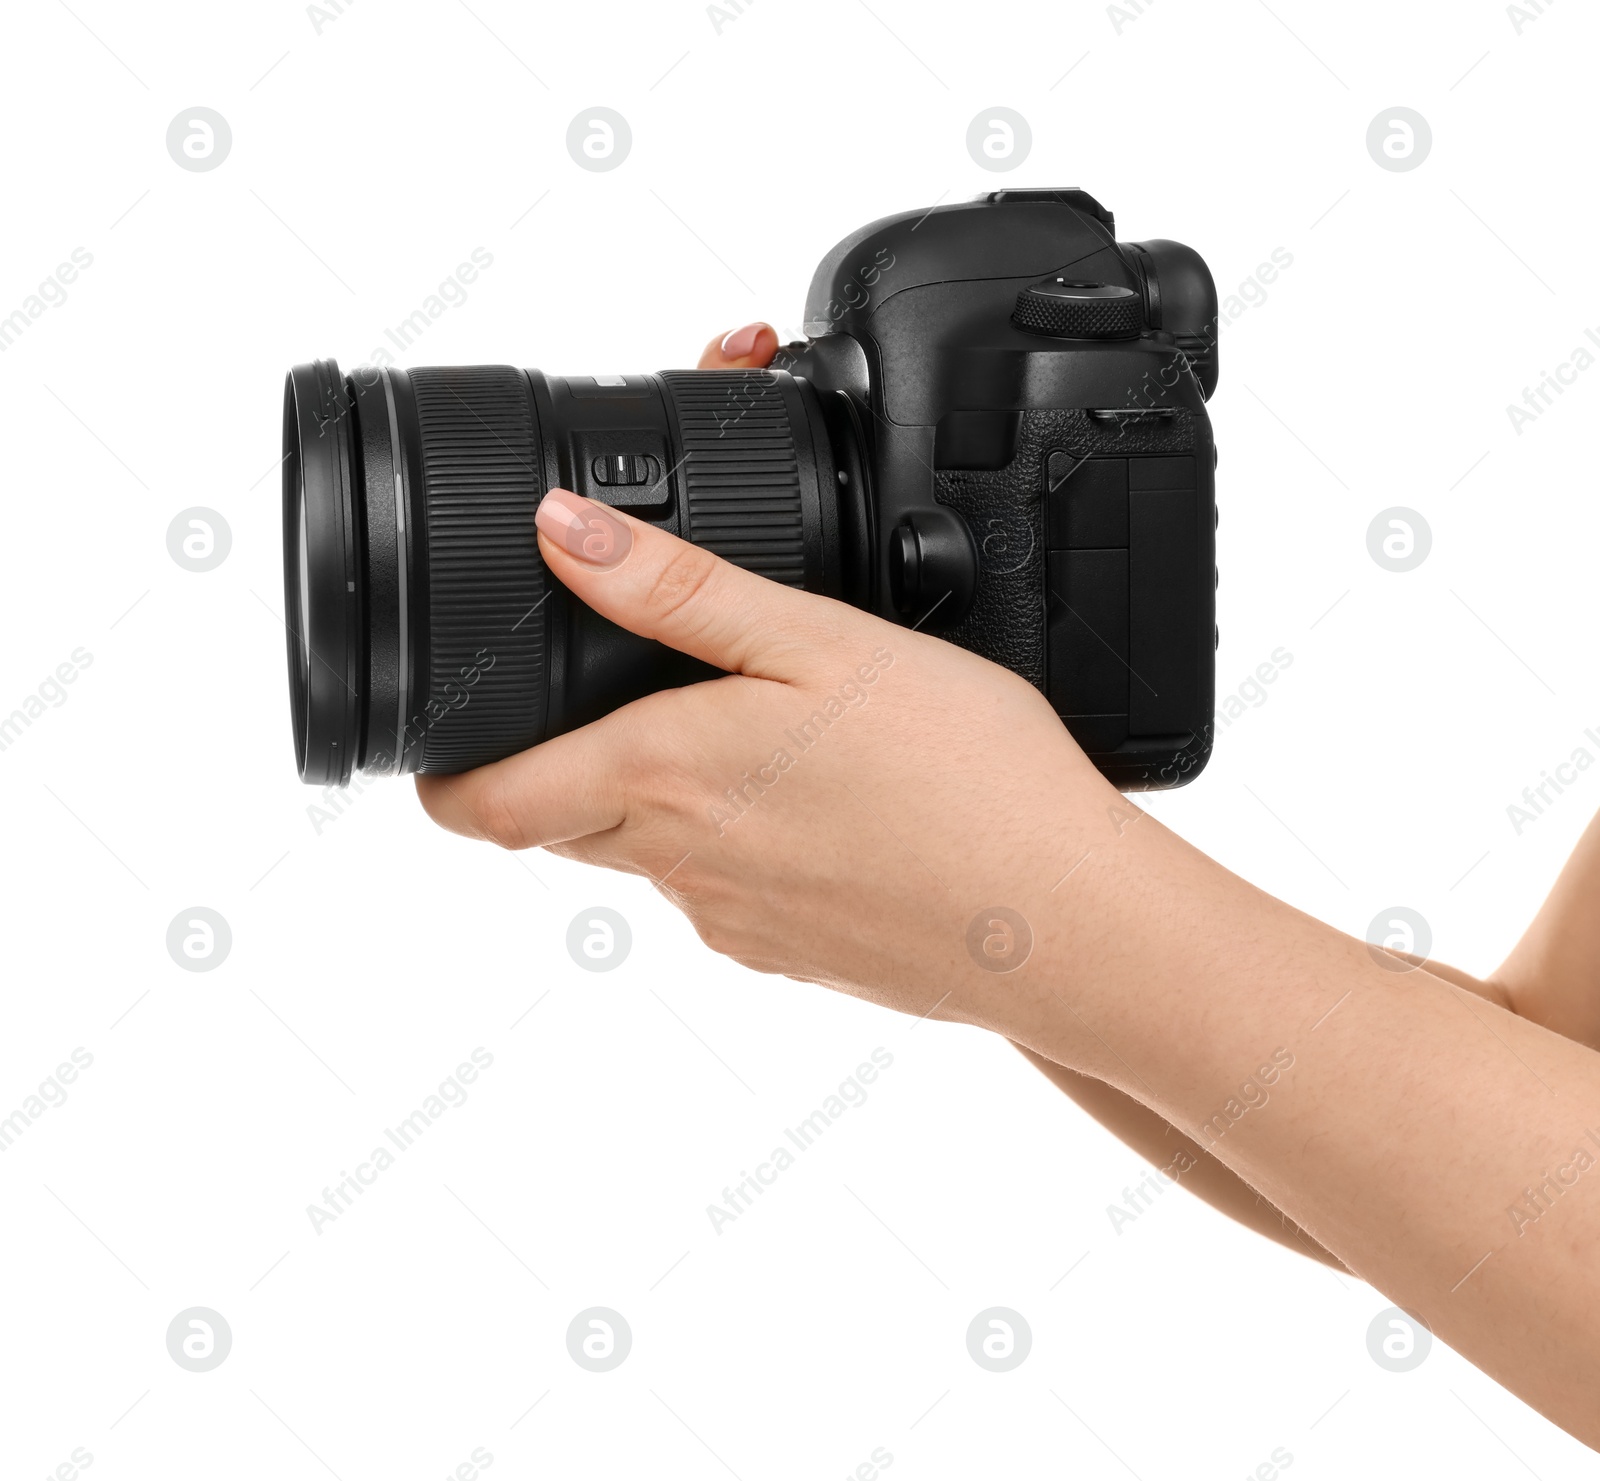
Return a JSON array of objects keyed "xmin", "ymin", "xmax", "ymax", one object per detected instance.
[
  {"xmin": 1012, "ymin": 1044, "xmax": 1347, "ymax": 1268},
  {"xmin": 1494, "ymin": 807, "xmax": 1600, "ymax": 1048},
  {"xmin": 1013, "ymin": 955, "xmax": 1519, "ymax": 1270},
  {"xmin": 996, "ymin": 784, "xmax": 1600, "ymax": 1447}
]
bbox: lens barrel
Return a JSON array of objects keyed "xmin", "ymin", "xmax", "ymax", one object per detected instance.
[{"xmin": 283, "ymin": 360, "xmax": 859, "ymax": 786}]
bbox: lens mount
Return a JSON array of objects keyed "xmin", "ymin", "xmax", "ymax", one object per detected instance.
[{"xmin": 283, "ymin": 359, "xmax": 363, "ymax": 786}]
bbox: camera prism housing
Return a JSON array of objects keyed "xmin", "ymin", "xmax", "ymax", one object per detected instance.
[{"xmin": 283, "ymin": 188, "xmax": 1218, "ymax": 790}]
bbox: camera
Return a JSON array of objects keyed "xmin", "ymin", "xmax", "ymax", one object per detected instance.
[{"xmin": 283, "ymin": 187, "xmax": 1218, "ymax": 791}]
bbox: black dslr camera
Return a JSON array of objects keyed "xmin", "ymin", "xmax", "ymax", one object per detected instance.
[{"xmin": 283, "ymin": 188, "xmax": 1218, "ymax": 790}]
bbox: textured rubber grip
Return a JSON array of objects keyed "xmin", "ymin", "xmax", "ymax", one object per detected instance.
[
  {"xmin": 409, "ymin": 365, "xmax": 547, "ymax": 770},
  {"xmin": 658, "ymin": 370, "xmax": 807, "ymax": 585}
]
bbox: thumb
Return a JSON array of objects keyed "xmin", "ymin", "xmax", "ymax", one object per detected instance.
[{"xmin": 534, "ymin": 487, "xmax": 854, "ymax": 683}]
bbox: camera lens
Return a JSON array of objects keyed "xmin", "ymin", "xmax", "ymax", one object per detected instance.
[{"xmin": 282, "ymin": 359, "xmax": 868, "ymax": 786}]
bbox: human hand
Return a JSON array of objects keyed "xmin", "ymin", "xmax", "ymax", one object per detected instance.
[
  {"xmin": 417, "ymin": 327, "xmax": 1600, "ymax": 1449},
  {"xmin": 415, "ymin": 323, "xmax": 1117, "ymax": 1032}
]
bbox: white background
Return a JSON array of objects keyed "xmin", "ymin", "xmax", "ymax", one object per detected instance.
[{"xmin": 2, "ymin": 0, "xmax": 1598, "ymax": 1476}]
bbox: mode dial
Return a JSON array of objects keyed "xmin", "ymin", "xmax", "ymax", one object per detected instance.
[{"xmin": 1011, "ymin": 277, "xmax": 1142, "ymax": 340}]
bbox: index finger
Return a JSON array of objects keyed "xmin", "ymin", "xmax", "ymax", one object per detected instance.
[{"xmin": 698, "ymin": 322, "xmax": 779, "ymax": 369}]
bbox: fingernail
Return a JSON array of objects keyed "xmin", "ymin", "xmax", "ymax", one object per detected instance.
[
  {"xmin": 719, "ymin": 322, "xmax": 763, "ymax": 360},
  {"xmin": 535, "ymin": 488, "xmax": 632, "ymax": 569}
]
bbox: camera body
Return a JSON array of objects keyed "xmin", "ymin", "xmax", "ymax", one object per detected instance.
[
  {"xmin": 777, "ymin": 187, "xmax": 1219, "ymax": 789},
  {"xmin": 283, "ymin": 189, "xmax": 1219, "ymax": 791}
]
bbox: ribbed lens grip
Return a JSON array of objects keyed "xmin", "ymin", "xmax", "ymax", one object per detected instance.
[
  {"xmin": 409, "ymin": 366, "xmax": 547, "ymax": 770},
  {"xmin": 658, "ymin": 370, "xmax": 806, "ymax": 585}
]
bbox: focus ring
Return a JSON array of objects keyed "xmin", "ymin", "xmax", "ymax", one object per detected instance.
[
  {"xmin": 409, "ymin": 366, "xmax": 546, "ymax": 771},
  {"xmin": 658, "ymin": 370, "xmax": 806, "ymax": 585}
]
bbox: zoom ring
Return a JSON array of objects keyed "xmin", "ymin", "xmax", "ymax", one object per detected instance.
[
  {"xmin": 659, "ymin": 370, "xmax": 806, "ymax": 585},
  {"xmin": 409, "ymin": 366, "xmax": 546, "ymax": 771}
]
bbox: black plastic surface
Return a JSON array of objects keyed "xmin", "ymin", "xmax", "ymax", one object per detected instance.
[{"xmin": 283, "ymin": 189, "xmax": 1219, "ymax": 793}]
